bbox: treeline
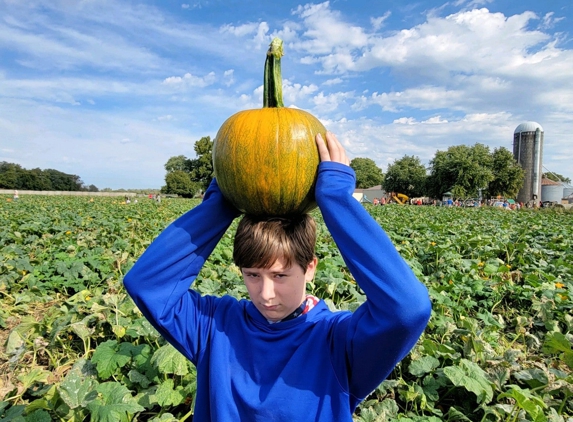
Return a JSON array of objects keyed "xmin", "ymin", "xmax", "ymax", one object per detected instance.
[
  {"xmin": 0, "ymin": 162, "xmax": 98, "ymax": 192},
  {"xmin": 163, "ymin": 136, "xmax": 566, "ymax": 200},
  {"xmin": 383, "ymin": 144, "xmax": 525, "ymax": 199}
]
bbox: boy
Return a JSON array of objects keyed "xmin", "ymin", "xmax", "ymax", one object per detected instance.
[{"xmin": 124, "ymin": 132, "xmax": 431, "ymax": 421}]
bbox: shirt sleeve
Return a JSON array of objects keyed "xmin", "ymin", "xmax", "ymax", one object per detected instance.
[
  {"xmin": 315, "ymin": 162, "xmax": 432, "ymax": 401},
  {"xmin": 123, "ymin": 179, "xmax": 239, "ymax": 362}
]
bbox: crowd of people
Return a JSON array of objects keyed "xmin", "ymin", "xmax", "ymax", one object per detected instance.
[{"xmin": 367, "ymin": 194, "xmax": 542, "ymax": 209}]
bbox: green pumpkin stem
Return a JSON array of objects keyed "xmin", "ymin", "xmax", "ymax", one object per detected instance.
[{"xmin": 263, "ymin": 38, "xmax": 284, "ymax": 108}]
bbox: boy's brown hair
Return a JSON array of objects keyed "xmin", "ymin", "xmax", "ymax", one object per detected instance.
[{"xmin": 233, "ymin": 214, "xmax": 316, "ymax": 270}]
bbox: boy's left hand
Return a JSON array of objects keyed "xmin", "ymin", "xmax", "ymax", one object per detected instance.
[{"xmin": 316, "ymin": 132, "xmax": 350, "ymax": 166}]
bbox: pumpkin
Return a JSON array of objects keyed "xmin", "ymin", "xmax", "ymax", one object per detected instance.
[{"xmin": 212, "ymin": 38, "xmax": 326, "ymax": 216}]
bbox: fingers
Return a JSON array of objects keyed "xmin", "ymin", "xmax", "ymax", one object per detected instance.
[
  {"xmin": 315, "ymin": 133, "xmax": 331, "ymax": 162},
  {"xmin": 315, "ymin": 132, "xmax": 350, "ymax": 166}
]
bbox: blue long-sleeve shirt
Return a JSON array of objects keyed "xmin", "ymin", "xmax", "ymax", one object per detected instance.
[{"xmin": 124, "ymin": 162, "xmax": 431, "ymax": 421}]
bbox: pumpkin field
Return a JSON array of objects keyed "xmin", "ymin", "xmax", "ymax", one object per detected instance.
[{"xmin": 0, "ymin": 195, "xmax": 571, "ymax": 421}]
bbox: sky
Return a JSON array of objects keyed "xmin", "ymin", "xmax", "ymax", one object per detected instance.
[{"xmin": 1, "ymin": 0, "xmax": 571, "ymax": 190}]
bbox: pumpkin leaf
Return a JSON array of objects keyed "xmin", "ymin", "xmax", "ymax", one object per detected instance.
[
  {"xmin": 151, "ymin": 345, "xmax": 189, "ymax": 376},
  {"xmin": 86, "ymin": 382, "xmax": 144, "ymax": 422},
  {"xmin": 443, "ymin": 359, "xmax": 493, "ymax": 404}
]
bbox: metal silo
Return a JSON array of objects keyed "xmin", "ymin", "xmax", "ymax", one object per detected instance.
[
  {"xmin": 563, "ymin": 187, "xmax": 573, "ymax": 204},
  {"xmin": 541, "ymin": 184, "xmax": 564, "ymax": 203},
  {"xmin": 513, "ymin": 122, "xmax": 544, "ymax": 204}
]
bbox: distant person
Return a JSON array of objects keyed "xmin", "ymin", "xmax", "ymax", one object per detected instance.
[{"xmin": 13, "ymin": 190, "xmax": 19, "ymax": 201}]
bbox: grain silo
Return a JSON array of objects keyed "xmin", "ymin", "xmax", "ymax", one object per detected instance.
[
  {"xmin": 563, "ymin": 187, "xmax": 573, "ymax": 204},
  {"xmin": 513, "ymin": 122, "xmax": 543, "ymax": 204},
  {"xmin": 541, "ymin": 178, "xmax": 563, "ymax": 203}
]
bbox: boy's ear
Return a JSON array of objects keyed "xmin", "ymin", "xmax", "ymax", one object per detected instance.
[{"xmin": 305, "ymin": 257, "xmax": 318, "ymax": 280}]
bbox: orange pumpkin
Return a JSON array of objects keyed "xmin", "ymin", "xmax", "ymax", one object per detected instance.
[{"xmin": 212, "ymin": 38, "xmax": 326, "ymax": 216}]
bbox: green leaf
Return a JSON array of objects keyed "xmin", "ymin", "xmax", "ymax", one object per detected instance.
[
  {"xmin": 542, "ymin": 332, "xmax": 571, "ymax": 354},
  {"xmin": 151, "ymin": 344, "xmax": 189, "ymax": 376},
  {"xmin": 86, "ymin": 382, "xmax": 144, "ymax": 422},
  {"xmin": 58, "ymin": 360, "xmax": 98, "ymax": 409},
  {"xmin": 148, "ymin": 414, "xmax": 179, "ymax": 422},
  {"xmin": 23, "ymin": 410, "xmax": 51, "ymax": 422},
  {"xmin": 90, "ymin": 340, "xmax": 131, "ymax": 379},
  {"xmin": 498, "ymin": 385, "xmax": 546, "ymax": 422},
  {"xmin": 17, "ymin": 369, "xmax": 50, "ymax": 390},
  {"xmin": 154, "ymin": 379, "xmax": 186, "ymax": 407},
  {"xmin": 443, "ymin": 359, "xmax": 493, "ymax": 404},
  {"xmin": 408, "ymin": 356, "xmax": 440, "ymax": 376},
  {"xmin": 69, "ymin": 321, "xmax": 94, "ymax": 341},
  {"xmin": 0, "ymin": 404, "xmax": 25, "ymax": 421},
  {"xmin": 127, "ymin": 370, "xmax": 150, "ymax": 389},
  {"xmin": 513, "ymin": 368, "xmax": 548, "ymax": 389},
  {"xmin": 445, "ymin": 406, "xmax": 473, "ymax": 421}
]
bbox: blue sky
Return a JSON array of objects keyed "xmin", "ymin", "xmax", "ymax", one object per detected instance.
[{"xmin": 1, "ymin": 0, "xmax": 571, "ymax": 189}]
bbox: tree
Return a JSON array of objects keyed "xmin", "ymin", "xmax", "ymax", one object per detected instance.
[
  {"xmin": 44, "ymin": 169, "xmax": 83, "ymax": 191},
  {"xmin": 0, "ymin": 162, "xmax": 24, "ymax": 189},
  {"xmin": 165, "ymin": 155, "xmax": 192, "ymax": 173},
  {"xmin": 426, "ymin": 144, "xmax": 494, "ymax": 199},
  {"xmin": 0, "ymin": 162, "xmax": 90, "ymax": 191},
  {"xmin": 161, "ymin": 171, "xmax": 199, "ymax": 198},
  {"xmin": 488, "ymin": 147, "xmax": 525, "ymax": 198},
  {"xmin": 189, "ymin": 136, "xmax": 214, "ymax": 191},
  {"xmin": 163, "ymin": 136, "xmax": 214, "ymax": 193},
  {"xmin": 543, "ymin": 172, "xmax": 571, "ymax": 184},
  {"xmin": 350, "ymin": 157, "xmax": 383, "ymax": 189},
  {"xmin": 383, "ymin": 155, "xmax": 427, "ymax": 198}
]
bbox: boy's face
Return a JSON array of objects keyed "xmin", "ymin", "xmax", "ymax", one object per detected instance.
[{"xmin": 241, "ymin": 257, "xmax": 317, "ymax": 323}]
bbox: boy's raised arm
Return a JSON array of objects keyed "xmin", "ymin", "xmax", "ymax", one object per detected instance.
[
  {"xmin": 315, "ymin": 132, "xmax": 431, "ymax": 402},
  {"xmin": 123, "ymin": 179, "xmax": 239, "ymax": 360}
]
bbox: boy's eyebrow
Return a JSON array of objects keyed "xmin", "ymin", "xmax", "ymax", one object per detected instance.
[{"xmin": 242, "ymin": 267, "xmax": 292, "ymax": 274}]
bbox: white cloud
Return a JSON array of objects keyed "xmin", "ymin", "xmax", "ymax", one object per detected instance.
[
  {"xmin": 0, "ymin": 15, "xmax": 166, "ymax": 72},
  {"xmin": 311, "ymin": 90, "xmax": 354, "ymax": 114},
  {"xmin": 371, "ymin": 12, "xmax": 391, "ymax": 31},
  {"xmin": 223, "ymin": 69, "xmax": 235, "ymax": 87},
  {"xmin": 285, "ymin": 80, "xmax": 319, "ymax": 101},
  {"xmin": 162, "ymin": 72, "xmax": 217, "ymax": 88},
  {"xmin": 291, "ymin": 1, "xmax": 369, "ymax": 55},
  {"xmin": 323, "ymin": 77, "xmax": 343, "ymax": 86}
]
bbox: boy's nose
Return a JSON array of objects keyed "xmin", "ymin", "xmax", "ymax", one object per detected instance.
[{"xmin": 260, "ymin": 278, "xmax": 276, "ymax": 301}]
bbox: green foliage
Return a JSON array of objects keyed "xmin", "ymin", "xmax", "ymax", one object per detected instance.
[
  {"xmin": 0, "ymin": 162, "xmax": 89, "ymax": 191},
  {"xmin": 427, "ymin": 143, "xmax": 494, "ymax": 199},
  {"xmin": 1, "ymin": 195, "xmax": 572, "ymax": 420},
  {"xmin": 350, "ymin": 157, "xmax": 383, "ymax": 188},
  {"xmin": 164, "ymin": 155, "xmax": 191, "ymax": 173},
  {"xmin": 161, "ymin": 171, "xmax": 199, "ymax": 197},
  {"xmin": 189, "ymin": 136, "xmax": 214, "ymax": 191},
  {"xmin": 543, "ymin": 172, "xmax": 571, "ymax": 184},
  {"xmin": 383, "ymin": 155, "xmax": 427, "ymax": 198},
  {"xmin": 488, "ymin": 147, "xmax": 525, "ymax": 198},
  {"xmin": 162, "ymin": 136, "xmax": 214, "ymax": 195}
]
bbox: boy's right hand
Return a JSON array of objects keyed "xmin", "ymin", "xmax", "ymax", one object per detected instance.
[{"xmin": 315, "ymin": 132, "xmax": 350, "ymax": 167}]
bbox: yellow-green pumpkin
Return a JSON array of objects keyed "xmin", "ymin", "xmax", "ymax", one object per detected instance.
[{"xmin": 212, "ymin": 38, "xmax": 326, "ymax": 216}]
